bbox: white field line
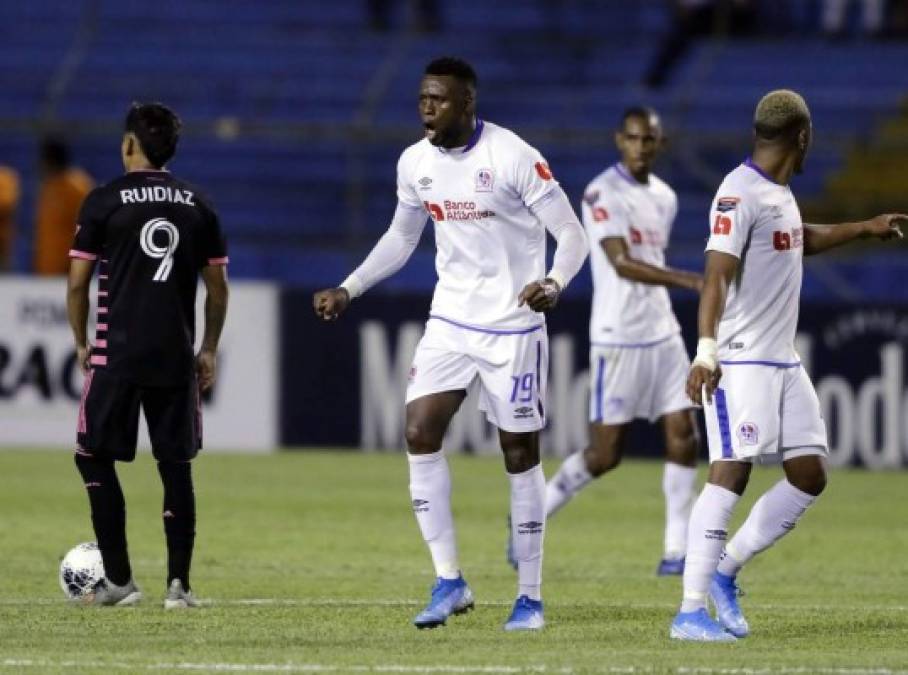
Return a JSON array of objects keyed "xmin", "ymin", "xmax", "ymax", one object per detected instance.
[
  {"xmin": 1, "ymin": 598, "xmax": 906, "ymax": 613},
  {"xmin": 2, "ymin": 661, "xmax": 906, "ymax": 675}
]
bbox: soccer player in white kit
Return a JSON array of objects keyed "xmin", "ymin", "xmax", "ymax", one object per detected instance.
[
  {"xmin": 670, "ymin": 90, "xmax": 905, "ymax": 641},
  {"xmin": 542, "ymin": 107, "xmax": 703, "ymax": 575},
  {"xmin": 313, "ymin": 58, "xmax": 588, "ymax": 631}
]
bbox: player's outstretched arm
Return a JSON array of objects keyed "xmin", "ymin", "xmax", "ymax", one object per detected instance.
[
  {"xmin": 519, "ymin": 188, "xmax": 588, "ymax": 312},
  {"xmin": 313, "ymin": 202, "xmax": 427, "ymax": 322},
  {"xmin": 687, "ymin": 251, "xmax": 738, "ymax": 405},
  {"xmin": 67, "ymin": 258, "xmax": 96, "ymax": 373},
  {"xmin": 803, "ymin": 214, "xmax": 905, "ymax": 256},
  {"xmin": 602, "ymin": 237, "xmax": 703, "ymax": 292},
  {"xmin": 198, "ymin": 264, "xmax": 229, "ymax": 391}
]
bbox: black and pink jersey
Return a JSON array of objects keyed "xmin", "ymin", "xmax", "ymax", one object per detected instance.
[{"xmin": 70, "ymin": 169, "xmax": 228, "ymax": 386}]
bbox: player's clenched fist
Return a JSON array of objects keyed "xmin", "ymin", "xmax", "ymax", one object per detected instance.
[
  {"xmin": 313, "ymin": 287, "xmax": 351, "ymax": 321},
  {"xmin": 518, "ymin": 278, "xmax": 561, "ymax": 312}
]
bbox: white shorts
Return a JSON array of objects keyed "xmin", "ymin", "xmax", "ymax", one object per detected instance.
[
  {"xmin": 588, "ymin": 334, "xmax": 693, "ymax": 425},
  {"xmin": 405, "ymin": 316, "xmax": 548, "ymax": 433},
  {"xmin": 704, "ymin": 363, "xmax": 828, "ymax": 463}
]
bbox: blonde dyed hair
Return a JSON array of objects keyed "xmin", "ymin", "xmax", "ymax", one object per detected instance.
[{"xmin": 753, "ymin": 90, "xmax": 810, "ymax": 141}]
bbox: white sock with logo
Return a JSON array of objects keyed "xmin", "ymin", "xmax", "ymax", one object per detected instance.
[
  {"xmin": 679, "ymin": 483, "xmax": 740, "ymax": 613},
  {"xmin": 545, "ymin": 451, "xmax": 593, "ymax": 518},
  {"xmin": 407, "ymin": 451, "xmax": 460, "ymax": 580},
  {"xmin": 717, "ymin": 479, "xmax": 817, "ymax": 578},
  {"xmin": 510, "ymin": 464, "xmax": 546, "ymax": 601},
  {"xmin": 663, "ymin": 462, "xmax": 698, "ymax": 559}
]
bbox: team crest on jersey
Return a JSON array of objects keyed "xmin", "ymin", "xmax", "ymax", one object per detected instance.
[
  {"xmin": 737, "ymin": 422, "xmax": 759, "ymax": 446},
  {"xmin": 474, "ymin": 168, "xmax": 494, "ymax": 192},
  {"xmin": 534, "ymin": 162, "xmax": 553, "ymax": 181},
  {"xmin": 716, "ymin": 197, "xmax": 739, "ymax": 213},
  {"xmin": 593, "ymin": 207, "xmax": 609, "ymax": 222}
]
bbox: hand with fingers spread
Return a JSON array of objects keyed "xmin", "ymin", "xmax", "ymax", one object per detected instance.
[
  {"xmin": 313, "ymin": 287, "xmax": 351, "ymax": 321},
  {"xmin": 517, "ymin": 278, "xmax": 561, "ymax": 313},
  {"xmin": 863, "ymin": 214, "xmax": 906, "ymax": 241}
]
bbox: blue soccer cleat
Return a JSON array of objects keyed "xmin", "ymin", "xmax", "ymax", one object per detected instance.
[
  {"xmin": 413, "ymin": 576, "xmax": 474, "ymax": 629},
  {"xmin": 709, "ymin": 571, "xmax": 749, "ymax": 638},
  {"xmin": 657, "ymin": 557, "xmax": 685, "ymax": 576},
  {"xmin": 505, "ymin": 515, "xmax": 517, "ymax": 570},
  {"xmin": 504, "ymin": 595, "xmax": 544, "ymax": 631},
  {"xmin": 670, "ymin": 608, "xmax": 737, "ymax": 642}
]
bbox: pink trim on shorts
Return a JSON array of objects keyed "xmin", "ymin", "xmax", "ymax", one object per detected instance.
[
  {"xmin": 69, "ymin": 250, "xmax": 98, "ymax": 261},
  {"xmin": 207, "ymin": 256, "xmax": 229, "ymax": 266},
  {"xmin": 95, "ymin": 339, "xmax": 107, "ymax": 348},
  {"xmin": 90, "ymin": 354, "xmax": 107, "ymax": 366}
]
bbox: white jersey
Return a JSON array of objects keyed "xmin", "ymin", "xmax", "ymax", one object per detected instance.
[
  {"xmin": 705, "ymin": 160, "xmax": 803, "ymax": 365},
  {"xmin": 582, "ymin": 163, "xmax": 680, "ymax": 345},
  {"xmin": 396, "ymin": 120, "xmax": 559, "ymax": 330}
]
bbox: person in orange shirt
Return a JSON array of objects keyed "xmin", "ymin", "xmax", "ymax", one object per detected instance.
[
  {"xmin": 0, "ymin": 166, "xmax": 20, "ymax": 272},
  {"xmin": 34, "ymin": 136, "xmax": 94, "ymax": 275}
]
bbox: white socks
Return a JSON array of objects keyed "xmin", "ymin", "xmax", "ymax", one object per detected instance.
[
  {"xmin": 510, "ymin": 464, "xmax": 546, "ymax": 601},
  {"xmin": 680, "ymin": 483, "xmax": 740, "ymax": 613},
  {"xmin": 663, "ymin": 462, "xmax": 697, "ymax": 559},
  {"xmin": 544, "ymin": 451, "xmax": 592, "ymax": 518},
  {"xmin": 717, "ymin": 479, "xmax": 817, "ymax": 578},
  {"xmin": 407, "ymin": 451, "xmax": 460, "ymax": 579}
]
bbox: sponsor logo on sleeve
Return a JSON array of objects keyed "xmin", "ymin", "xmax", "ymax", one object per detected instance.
[
  {"xmin": 716, "ymin": 197, "xmax": 740, "ymax": 213},
  {"xmin": 713, "ymin": 214, "xmax": 732, "ymax": 235},
  {"xmin": 534, "ymin": 162, "xmax": 553, "ymax": 181}
]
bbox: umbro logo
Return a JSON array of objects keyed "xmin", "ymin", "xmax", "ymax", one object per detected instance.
[
  {"xmin": 705, "ymin": 529, "xmax": 727, "ymax": 541},
  {"xmin": 412, "ymin": 499, "xmax": 429, "ymax": 513},
  {"xmin": 517, "ymin": 521, "xmax": 543, "ymax": 535},
  {"xmin": 513, "ymin": 406, "xmax": 534, "ymax": 419},
  {"xmin": 418, "ymin": 176, "xmax": 433, "ymax": 190}
]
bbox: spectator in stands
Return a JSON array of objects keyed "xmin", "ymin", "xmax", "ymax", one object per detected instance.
[
  {"xmin": 367, "ymin": 0, "xmax": 440, "ymax": 32},
  {"xmin": 822, "ymin": 0, "xmax": 885, "ymax": 37},
  {"xmin": 0, "ymin": 166, "xmax": 20, "ymax": 272},
  {"xmin": 643, "ymin": 0, "xmax": 756, "ymax": 89},
  {"xmin": 34, "ymin": 136, "xmax": 94, "ymax": 276}
]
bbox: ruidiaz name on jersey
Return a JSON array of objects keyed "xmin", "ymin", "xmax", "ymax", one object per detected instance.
[{"xmin": 120, "ymin": 186, "xmax": 195, "ymax": 205}]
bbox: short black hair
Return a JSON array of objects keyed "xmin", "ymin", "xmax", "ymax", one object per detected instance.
[
  {"xmin": 620, "ymin": 106, "xmax": 659, "ymax": 129},
  {"xmin": 425, "ymin": 57, "xmax": 478, "ymax": 89},
  {"xmin": 125, "ymin": 102, "xmax": 181, "ymax": 168},
  {"xmin": 40, "ymin": 135, "xmax": 70, "ymax": 170}
]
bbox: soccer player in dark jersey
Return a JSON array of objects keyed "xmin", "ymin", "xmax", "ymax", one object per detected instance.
[{"xmin": 67, "ymin": 102, "xmax": 229, "ymax": 607}]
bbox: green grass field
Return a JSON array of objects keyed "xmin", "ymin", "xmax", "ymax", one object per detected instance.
[{"xmin": 0, "ymin": 449, "xmax": 906, "ymax": 674}]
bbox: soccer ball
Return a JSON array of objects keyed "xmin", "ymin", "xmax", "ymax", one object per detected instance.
[{"xmin": 59, "ymin": 542, "xmax": 105, "ymax": 599}]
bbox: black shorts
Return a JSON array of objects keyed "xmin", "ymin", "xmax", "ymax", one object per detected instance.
[{"xmin": 76, "ymin": 368, "xmax": 202, "ymax": 462}]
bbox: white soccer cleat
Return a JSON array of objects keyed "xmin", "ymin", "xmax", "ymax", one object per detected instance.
[
  {"xmin": 164, "ymin": 579, "xmax": 200, "ymax": 610},
  {"xmin": 81, "ymin": 578, "xmax": 143, "ymax": 607}
]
